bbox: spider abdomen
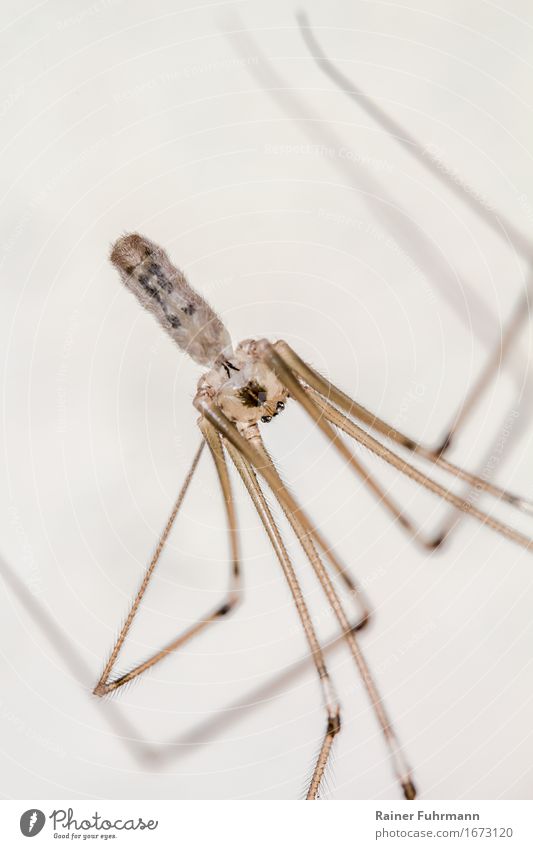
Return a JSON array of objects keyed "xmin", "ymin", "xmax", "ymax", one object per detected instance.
[{"xmin": 110, "ymin": 233, "xmax": 233, "ymax": 367}]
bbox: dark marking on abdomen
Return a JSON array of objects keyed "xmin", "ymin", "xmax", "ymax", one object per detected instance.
[
  {"xmin": 138, "ymin": 273, "xmax": 163, "ymax": 305},
  {"xmin": 147, "ymin": 262, "xmax": 173, "ymax": 292},
  {"xmin": 166, "ymin": 313, "xmax": 181, "ymax": 328}
]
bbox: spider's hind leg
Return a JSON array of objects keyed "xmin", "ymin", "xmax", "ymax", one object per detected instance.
[
  {"xmin": 195, "ymin": 396, "xmax": 416, "ymax": 801},
  {"xmin": 225, "ymin": 439, "xmax": 341, "ymax": 799},
  {"xmin": 264, "ymin": 341, "xmax": 442, "ymax": 552}
]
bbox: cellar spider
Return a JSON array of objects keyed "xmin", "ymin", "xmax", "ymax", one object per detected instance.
[{"xmin": 93, "ymin": 231, "xmax": 533, "ymax": 801}]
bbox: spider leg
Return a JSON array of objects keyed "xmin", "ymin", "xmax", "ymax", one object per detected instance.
[
  {"xmin": 93, "ymin": 433, "xmax": 241, "ymax": 696},
  {"xmin": 308, "ymin": 387, "xmax": 533, "ymax": 553},
  {"xmin": 297, "ymin": 12, "xmax": 530, "ymax": 256},
  {"xmin": 275, "ymin": 337, "xmax": 533, "ymax": 548},
  {"xmin": 202, "ymin": 407, "xmax": 370, "ymax": 631},
  {"xmin": 279, "ymin": 337, "xmax": 533, "ymax": 551},
  {"xmin": 296, "ymin": 13, "xmax": 533, "ymax": 527},
  {"xmin": 231, "ymin": 16, "xmax": 531, "ymax": 447},
  {"xmin": 195, "ymin": 397, "xmax": 416, "ymax": 801},
  {"xmin": 274, "ymin": 341, "xmax": 533, "ymax": 517},
  {"xmin": 224, "ymin": 438, "xmax": 341, "ymax": 799},
  {"xmin": 260, "ymin": 341, "xmax": 533, "ymax": 553},
  {"xmin": 246, "ymin": 433, "xmax": 368, "ymax": 630},
  {"xmin": 308, "ymin": 394, "xmax": 445, "ymax": 552},
  {"xmin": 432, "ymin": 293, "xmax": 531, "ymax": 456},
  {"xmin": 269, "ymin": 365, "xmax": 445, "ymax": 553}
]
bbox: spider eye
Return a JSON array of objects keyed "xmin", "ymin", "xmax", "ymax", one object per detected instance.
[
  {"xmin": 261, "ymin": 415, "xmax": 272, "ymax": 423},
  {"xmin": 276, "ymin": 401, "xmax": 285, "ymax": 411}
]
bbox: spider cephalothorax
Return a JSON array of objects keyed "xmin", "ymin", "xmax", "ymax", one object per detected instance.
[{"xmin": 198, "ymin": 339, "xmax": 289, "ymax": 427}]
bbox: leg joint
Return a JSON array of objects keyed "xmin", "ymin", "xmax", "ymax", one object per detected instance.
[
  {"xmin": 327, "ymin": 708, "xmax": 342, "ymax": 737},
  {"xmin": 217, "ymin": 594, "xmax": 240, "ymax": 617}
]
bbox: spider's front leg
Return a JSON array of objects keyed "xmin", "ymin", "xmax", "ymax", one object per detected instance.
[
  {"xmin": 194, "ymin": 393, "xmax": 416, "ymax": 800},
  {"xmin": 224, "ymin": 437, "xmax": 342, "ymax": 799},
  {"xmin": 93, "ymin": 433, "xmax": 242, "ymax": 697}
]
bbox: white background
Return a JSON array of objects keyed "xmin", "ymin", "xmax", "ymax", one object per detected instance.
[{"xmin": 1, "ymin": 0, "xmax": 533, "ymax": 801}]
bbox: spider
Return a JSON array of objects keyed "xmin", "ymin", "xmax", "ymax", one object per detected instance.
[{"xmin": 92, "ymin": 230, "xmax": 533, "ymax": 801}]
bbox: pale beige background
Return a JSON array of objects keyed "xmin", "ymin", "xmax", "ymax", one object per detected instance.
[{"xmin": 1, "ymin": 0, "xmax": 533, "ymax": 800}]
